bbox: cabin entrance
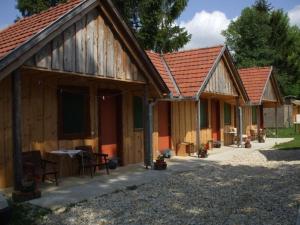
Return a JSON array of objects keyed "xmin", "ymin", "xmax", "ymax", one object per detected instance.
[
  {"xmin": 98, "ymin": 90, "xmax": 123, "ymax": 165},
  {"xmin": 211, "ymin": 99, "xmax": 221, "ymax": 141},
  {"xmin": 158, "ymin": 101, "xmax": 171, "ymax": 151}
]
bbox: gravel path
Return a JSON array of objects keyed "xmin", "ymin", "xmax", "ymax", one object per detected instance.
[{"xmin": 41, "ymin": 149, "xmax": 300, "ymax": 225}]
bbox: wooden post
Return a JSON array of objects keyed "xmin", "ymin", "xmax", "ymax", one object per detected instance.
[
  {"xmin": 143, "ymin": 84, "xmax": 151, "ymax": 168},
  {"xmin": 235, "ymin": 97, "xmax": 241, "ymax": 147},
  {"xmin": 239, "ymin": 106, "xmax": 243, "ymax": 147},
  {"xmin": 275, "ymin": 104, "xmax": 278, "ymax": 138},
  {"xmin": 257, "ymin": 105, "xmax": 261, "ymax": 134},
  {"xmin": 12, "ymin": 69, "xmax": 23, "ymax": 191},
  {"xmin": 196, "ymin": 99, "xmax": 201, "ymax": 151}
]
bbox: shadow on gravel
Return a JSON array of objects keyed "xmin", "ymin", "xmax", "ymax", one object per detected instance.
[{"xmin": 260, "ymin": 149, "xmax": 300, "ymax": 161}]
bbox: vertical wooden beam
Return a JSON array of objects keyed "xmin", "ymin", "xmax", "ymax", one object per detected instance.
[
  {"xmin": 12, "ymin": 70, "xmax": 23, "ymax": 191},
  {"xmin": 196, "ymin": 99, "xmax": 201, "ymax": 150},
  {"xmin": 257, "ymin": 105, "xmax": 261, "ymax": 134},
  {"xmin": 143, "ymin": 84, "xmax": 151, "ymax": 168},
  {"xmin": 235, "ymin": 97, "xmax": 241, "ymax": 147},
  {"xmin": 275, "ymin": 104, "xmax": 278, "ymax": 138}
]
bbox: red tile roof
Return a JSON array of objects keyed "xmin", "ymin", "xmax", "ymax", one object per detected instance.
[
  {"xmin": 0, "ymin": 0, "xmax": 82, "ymax": 59},
  {"xmin": 238, "ymin": 67, "xmax": 272, "ymax": 104},
  {"xmin": 146, "ymin": 51, "xmax": 179, "ymax": 96},
  {"xmin": 147, "ymin": 46, "xmax": 224, "ymax": 97}
]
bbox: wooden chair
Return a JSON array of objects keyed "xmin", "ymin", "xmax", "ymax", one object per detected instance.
[
  {"xmin": 75, "ymin": 146, "xmax": 109, "ymax": 177},
  {"xmin": 22, "ymin": 151, "xmax": 58, "ymax": 186}
]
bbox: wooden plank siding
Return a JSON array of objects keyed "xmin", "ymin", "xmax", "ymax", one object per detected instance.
[
  {"xmin": 204, "ymin": 59, "xmax": 238, "ymax": 96},
  {"xmin": 262, "ymin": 79, "xmax": 277, "ymax": 102},
  {"xmin": 0, "ymin": 76, "xmax": 13, "ymax": 188},
  {"xmin": 24, "ymin": 8, "xmax": 145, "ymax": 84},
  {"xmin": 152, "ymin": 98, "xmax": 238, "ymax": 158},
  {"xmin": 0, "ymin": 71, "xmax": 146, "ymax": 188},
  {"xmin": 242, "ymin": 106, "xmax": 258, "ymax": 136}
]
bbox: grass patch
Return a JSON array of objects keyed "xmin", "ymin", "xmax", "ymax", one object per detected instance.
[
  {"xmin": 266, "ymin": 127, "xmax": 300, "ymax": 150},
  {"xmin": 8, "ymin": 201, "xmax": 50, "ymax": 225}
]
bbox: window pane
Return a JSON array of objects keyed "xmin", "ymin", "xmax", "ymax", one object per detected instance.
[
  {"xmin": 62, "ymin": 92, "xmax": 85, "ymax": 134},
  {"xmin": 133, "ymin": 96, "xmax": 143, "ymax": 129},
  {"xmin": 200, "ymin": 100, "xmax": 208, "ymax": 129},
  {"xmin": 224, "ymin": 103, "xmax": 231, "ymax": 125}
]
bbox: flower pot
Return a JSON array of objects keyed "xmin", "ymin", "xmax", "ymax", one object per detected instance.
[{"xmin": 154, "ymin": 160, "xmax": 167, "ymax": 170}]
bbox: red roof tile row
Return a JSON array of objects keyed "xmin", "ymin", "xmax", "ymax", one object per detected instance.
[
  {"xmin": 238, "ymin": 67, "xmax": 272, "ymax": 104},
  {"xmin": 147, "ymin": 46, "xmax": 224, "ymax": 97},
  {"xmin": 0, "ymin": 0, "xmax": 82, "ymax": 59}
]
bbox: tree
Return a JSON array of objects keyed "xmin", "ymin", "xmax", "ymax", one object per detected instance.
[
  {"xmin": 112, "ymin": 0, "xmax": 191, "ymax": 53},
  {"xmin": 223, "ymin": 0, "xmax": 300, "ymax": 97},
  {"xmin": 17, "ymin": 0, "xmax": 67, "ymax": 17}
]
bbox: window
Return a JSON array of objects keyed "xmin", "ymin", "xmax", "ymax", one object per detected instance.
[
  {"xmin": 224, "ymin": 103, "xmax": 231, "ymax": 125},
  {"xmin": 200, "ymin": 100, "xmax": 208, "ymax": 129},
  {"xmin": 252, "ymin": 106, "xmax": 257, "ymax": 125},
  {"xmin": 133, "ymin": 96, "xmax": 143, "ymax": 129},
  {"xmin": 58, "ymin": 87, "xmax": 90, "ymax": 139}
]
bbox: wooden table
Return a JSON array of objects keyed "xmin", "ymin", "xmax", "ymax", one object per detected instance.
[{"xmin": 47, "ymin": 150, "xmax": 84, "ymax": 177}]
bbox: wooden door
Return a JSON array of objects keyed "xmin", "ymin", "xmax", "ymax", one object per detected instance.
[
  {"xmin": 158, "ymin": 102, "xmax": 171, "ymax": 151},
  {"xmin": 211, "ymin": 100, "xmax": 220, "ymax": 141},
  {"xmin": 260, "ymin": 106, "xmax": 264, "ymax": 129},
  {"xmin": 99, "ymin": 91, "xmax": 122, "ymax": 163}
]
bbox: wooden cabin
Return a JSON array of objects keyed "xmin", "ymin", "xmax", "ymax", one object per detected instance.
[
  {"xmin": 239, "ymin": 67, "xmax": 282, "ymax": 136},
  {"xmin": 291, "ymin": 100, "xmax": 300, "ymax": 124},
  {"xmin": 0, "ymin": 0, "xmax": 168, "ymax": 188},
  {"xmin": 147, "ymin": 46, "xmax": 249, "ymax": 158}
]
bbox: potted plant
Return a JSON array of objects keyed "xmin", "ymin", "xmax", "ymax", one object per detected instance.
[
  {"xmin": 245, "ymin": 138, "xmax": 252, "ymax": 148},
  {"xmin": 198, "ymin": 144, "xmax": 208, "ymax": 158},
  {"xmin": 154, "ymin": 155, "xmax": 167, "ymax": 170},
  {"xmin": 258, "ymin": 129, "xmax": 266, "ymax": 143}
]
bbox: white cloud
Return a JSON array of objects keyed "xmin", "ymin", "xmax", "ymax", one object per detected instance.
[
  {"xmin": 180, "ymin": 10, "xmax": 231, "ymax": 50},
  {"xmin": 288, "ymin": 5, "xmax": 300, "ymax": 27}
]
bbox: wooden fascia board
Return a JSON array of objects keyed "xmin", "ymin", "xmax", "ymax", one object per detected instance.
[
  {"xmin": 0, "ymin": 0, "xmax": 98, "ymax": 81},
  {"xmin": 196, "ymin": 46, "xmax": 226, "ymax": 100},
  {"xmin": 259, "ymin": 67, "xmax": 282, "ymax": 105},
  {"xmin": 101, "ymin": 0, "xmax": 169, "ymax": 97}
]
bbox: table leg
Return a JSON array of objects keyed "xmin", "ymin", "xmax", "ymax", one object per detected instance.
[{"xmin": 81, "ymin": 152, "xmax": 84, "ymax": 176}]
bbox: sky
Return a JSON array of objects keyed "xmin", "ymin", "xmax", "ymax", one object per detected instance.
[{"xmin": 0, "ymin": 0, "xmax": 300, "ymax": 49}]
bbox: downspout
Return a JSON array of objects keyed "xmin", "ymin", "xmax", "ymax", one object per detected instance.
[{"xmin": 196, "ymin": 97, "xmax": 201, "ymax": 152}]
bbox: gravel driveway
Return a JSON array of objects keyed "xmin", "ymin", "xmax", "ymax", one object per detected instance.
[{"xmin": 41, "ymin": 149, "xmax": 300, "ymax": 225}]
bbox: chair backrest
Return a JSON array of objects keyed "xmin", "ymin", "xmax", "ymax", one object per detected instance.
[
  {"xmin": 22, "ymin": 151, "xmax": 42, "ymax": 168},
  {"xmin": 75, "ymin": 146, "xmax": 94, "ymax": 162}
]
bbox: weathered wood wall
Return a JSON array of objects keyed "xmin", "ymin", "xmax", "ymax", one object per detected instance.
[
  {"xmin": 204, "ymin": 59, "xmax": 238, "ymax": 96},
  {"xmin": 242, "ymin": 106, "xmax": 258, "ymax": 136},
  {"xmin": 0, "ymin": 71, "xmax": 145, "ymax": 188},
  {"xmin": 152, "ymin": 98, "xmax": 237, "ymax": 158},
  {"xmin": 293, "ymin": 105, "xmax": 300, "ymax": 122},
  {"xmin": 25, "ymin": 8, "xmax": 144, "ymax": 83},
  {"xmin": 171, "ymin": 101, "xmax": 197, "ymax": 150},
  {"xmin": 0, "ymin": 76, "xmax": 13, "ymax": 188},
  {"xmin": 262, "ymin": 79, "xmax": 277, "ymax": 102}
]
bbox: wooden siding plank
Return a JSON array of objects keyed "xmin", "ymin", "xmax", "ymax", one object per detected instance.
[
  {"xmin": 75, "ymin": 17, "xmax": 87, "ymax": 74},
  {"xmin": 86, "ymin": 9, "xmax": 98, "ymax": 75},
  {"xmin": 63, "ymin": 25, "xmax": 76, "ymax": 72},
  {"xmin": 52, "ymin": 34, "xmax": 64, "ymax": 70},
  {"xmin": 97, "ymin": 14, "xmax": 105, "ymax": 76},
  {"xmin": 36, "ymin": 44, "xmax": 51, "ymax": 69}
]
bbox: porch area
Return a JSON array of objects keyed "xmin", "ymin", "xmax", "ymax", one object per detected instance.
[{"xmin": 1, "ymin": 137, "xmax": 291, "ymax": 210}]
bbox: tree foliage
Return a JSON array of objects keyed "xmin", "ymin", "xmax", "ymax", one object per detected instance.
[
  {"xmin": 16, "ymin": 0, "xmax": 191, "ymax": 53},
  {"xmin": 17, "ymin": 0, "xmax": 67, "ymax": 17},
  {"xmin": 223, "ymin": 0, "xmax": 300, "ymax": 97},
  {"xmin": 112, "ymin": 0, "xmax": 191, "ymax": 53}
]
